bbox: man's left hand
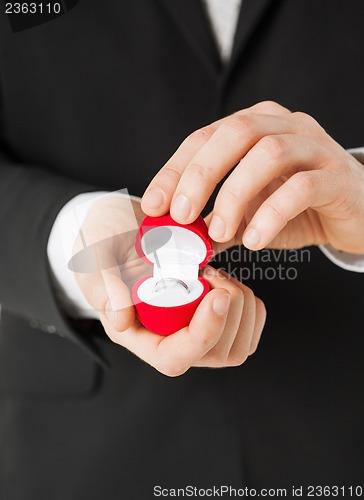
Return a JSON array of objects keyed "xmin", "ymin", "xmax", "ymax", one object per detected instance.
[{"xmin": 141, "ymin": 101, "xmax": 364, "ymax": 254}]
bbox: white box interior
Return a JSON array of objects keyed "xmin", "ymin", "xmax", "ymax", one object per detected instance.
[
  {"xmin": 137, "ymin": 277, "xmax": 204, "ymax": 307},
  {"xmin": 137, "ymin": 225, "xmax": 207, "ymax": 307}
]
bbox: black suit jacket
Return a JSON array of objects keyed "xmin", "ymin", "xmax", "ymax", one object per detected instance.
[{"xmin": 0, "ymin": 1, "xmax": 363, "ymax": 499}]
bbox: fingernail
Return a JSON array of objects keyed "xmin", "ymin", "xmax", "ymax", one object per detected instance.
[
  {"xmin": 209, "ymin": 215, "xmax": 226, "ymax": 240},
  {"xmin": 244, "ymin": 227, "xmax": 260, "ymax": 248},
  {"xmin": 172, "ymin": 194, "xmax": 191, "ymax": 221},
  {"xmin": 105, "ymin": 300, "xmax": 117, "ymax": 325},
  {"xmin": 201, "ymin": 266, "xmax": 216, "ymax": 278},
  {"xmin": 143, "ymin": 188, "xmax": 165, "ymax": 210},
  {"xmin": 212, "ymin": 293, "xmax": 231, "ymax": 315}
]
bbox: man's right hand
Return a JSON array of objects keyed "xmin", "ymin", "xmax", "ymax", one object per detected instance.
[{"xmin": 73, "ymin": 196, "xmax": 266, "ymax": 376}]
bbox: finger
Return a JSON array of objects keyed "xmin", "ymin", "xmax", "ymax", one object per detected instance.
[
  {"xmin": 248, "ymin": 297, "xmax": 267, "ymax": 355},
  {"xmin": 170, "ymin": 114, "xmax": 300, "ymax": 224},
  {"xmin": 203, "ymin": 269, "xmax": 259, "ymax": 365},
  {"xmin": 205, "ymin": 179, "xmax": 285, "ymax": 255},
  {"xmin": 204, "ymin": 212, "xmax": 244, "ymax": 255},
  {"xmin": 226, "ymin": 282, "xmax": 257, "ymax": 366},
  {"xmin": 103, "ymin": 287, "xmax": 231, "ymax": 377},
  {"xmin": 141, "ymin": 121, "xmax": 222, "ymax": 216},
  {"xmin": 209, "ymin": 134, "xmax": 329, "ymax": 242},
  {"xmin": 195, "ymin": 270, "xmax": 266, "ymax": 367},
  {"xmin": 193, "ymin": 268, "xmax": 245, "ymax": 366},
  {"xmin": 243, "ymin": 169, "xmax": 333, "ymax": 250},
  {"xmin": 142, "ymin": 102, "xmax": 290, "ymax": 217}
]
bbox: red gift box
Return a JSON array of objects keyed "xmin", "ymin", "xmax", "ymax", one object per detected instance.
[{"xmin": 132, "ymin": 214, "xmax": 213, "ymax": 336}]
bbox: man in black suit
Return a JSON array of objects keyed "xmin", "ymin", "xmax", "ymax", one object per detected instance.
[{"xmin": 0, "ymin": 1, "xmax": 363, "ymax": 499}]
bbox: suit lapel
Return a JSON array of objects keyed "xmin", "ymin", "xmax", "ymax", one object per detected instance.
[
  {"xmin": 229, "ymin": 0, "xmax": 277, "ymax": 69},
  {"xmin": 157, "ymin": 0, "xmax": 278, "ymax": 85},
  {"xmin": 157, "ymin": 0, "xmax": 221, "ymax": 76}
]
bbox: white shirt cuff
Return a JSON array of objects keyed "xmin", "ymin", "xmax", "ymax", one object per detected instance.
[
  {"xmin": 47, "ymin": 190, "xmax": 141, "ymax": 319},
  {"xmin": 319, "ymin": 146, "xmax": 364, "ymax": 273},
  {"xmin": 319, "ymin": 244, "xmax": 364, "ymax": 273}
]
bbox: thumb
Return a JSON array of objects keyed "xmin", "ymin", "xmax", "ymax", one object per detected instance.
[{"xmin": 153, "ymin": 287, "xmax": 231, "ymax": 377}]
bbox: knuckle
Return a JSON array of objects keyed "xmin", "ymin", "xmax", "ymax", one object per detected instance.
[
  {"xmin": 161, "ymin": 164, "xmax": 183, "ymax": 183},
  {"xmin": 255, "ymin": 297, "xmax": 267, "ymax": 318},
  {"xmin": 258, "ymin": 135, "xmax": 287, "ymax": 158},
  {"xmin": 292, "ymin": 111, "xmax": 312, "ymax": 122},
  {"xmin": 291, "ymin": 172, "xmax": 316, "ymax": 195},
  {"xmin": 156, "ymin": 359, "xmax": 188, "ymax": 378},
  {"xmin": 249, "ymin": 343, "xmax": 258, "ymax": 356},
  {"xmin": 229, "ymin": 349, "xmax": 249, "ymax": 367},
  {"xmin": 249, "ymin": 335, "xmax": 262, "ymax": 356},
  {"xmin": 252, "ymin": 100, "xmax": 284, "ymax": 113},
  {"xmin": 218, "ymin": 183, "xmax": 240, "ymax": 203},
  {"xmin": 188, "ymin": 126, "xmax": 215, "ymax": 144},
  {"xmin": 292, "ymin": 111, "xmax": 319, "ymax": 129},
  {"xmin": 205, "ymin": 351, "xmax": 227, "ymax": 366},
  {"xmin": 231, "ymin": 287, "xmax": 245, "ymax": 303},
  {"xmin": 226, "ymin": 114, "xmax": 255, "ymax": 135},
  {"xmin": 264, "ymin": 200, "xmax": 285, "ymax": 223},
  {"xmin": 186, "ymin": 161, "xmax": 215, "ymax": 181},
  {"xmin": 292, "ymin": 111, "xmax": 327, "ymax": 138},
  {"xmin": 240, "ymin": 284, "xmax": 254, "ymax": 302}
]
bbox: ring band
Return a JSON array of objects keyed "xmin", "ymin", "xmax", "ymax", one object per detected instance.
[{"xmin": 153, "ymin": 278, "xmax": 190, "ymax": 294}]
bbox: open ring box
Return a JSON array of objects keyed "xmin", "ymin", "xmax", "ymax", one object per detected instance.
[{"xmin": 132, "ymin": 214, "xmax": 213, "ymax": 336}]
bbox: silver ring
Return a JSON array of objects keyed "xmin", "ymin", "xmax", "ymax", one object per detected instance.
[{"xmin": 153, "ymin": 278, "xmax": 190, "ymax": 294}]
